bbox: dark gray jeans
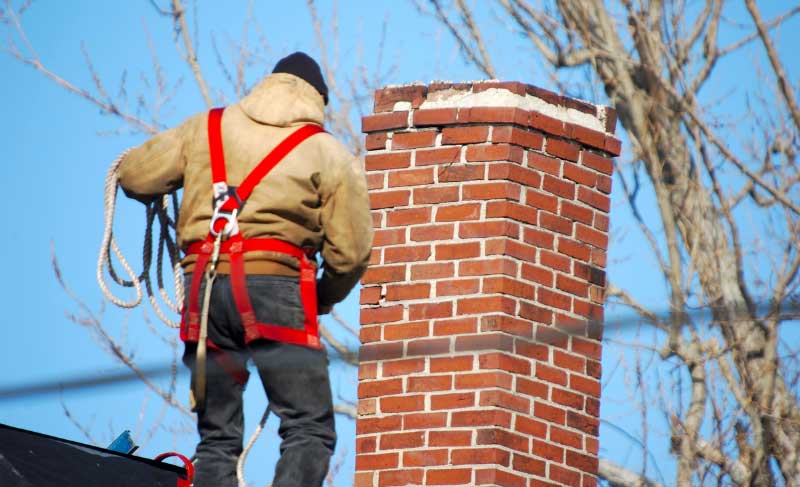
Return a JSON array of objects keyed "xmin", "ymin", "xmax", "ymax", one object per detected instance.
[{"xmin": 183, "ymin": 274, "xmax": 336, "ymax": 487}]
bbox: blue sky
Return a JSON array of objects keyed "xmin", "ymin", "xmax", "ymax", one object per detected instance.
[{"xmin": 1, "ymin": 1, "xmax": 797, "ymax": 486}]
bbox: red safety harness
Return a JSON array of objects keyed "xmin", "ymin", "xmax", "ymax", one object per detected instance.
[{"xmin": 180, "ymin": 107, "xmax": 325, "ymax": 351}]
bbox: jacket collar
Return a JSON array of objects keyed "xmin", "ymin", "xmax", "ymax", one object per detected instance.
[{"xmin": 239, "ymin": 73, "xmax": 325, "ymax": 127}]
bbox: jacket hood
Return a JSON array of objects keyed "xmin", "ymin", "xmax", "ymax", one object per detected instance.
[{"xmin": 239, "ymin": 73, "xmax": 325, "ymax": 127}]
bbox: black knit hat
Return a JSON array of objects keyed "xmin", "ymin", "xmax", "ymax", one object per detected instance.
[{"xmin": 272, "ymin": 52, "xmax": 329, "ymax": 105}]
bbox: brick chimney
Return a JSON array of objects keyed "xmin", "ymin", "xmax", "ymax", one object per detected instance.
[{"xmin": 356, "ymin": 81, "xmax": 620, "ymax": 487}]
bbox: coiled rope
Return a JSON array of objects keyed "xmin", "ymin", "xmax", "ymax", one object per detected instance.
[{"xmin": 97, "ymin": 150, "xmax": 185, "ymax": 327}]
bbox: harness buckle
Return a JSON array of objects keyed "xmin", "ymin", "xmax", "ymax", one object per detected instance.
[
  {"xmin": 212, "ymin": 184, "xmax": 243, "ymax": 211},
  {"xmin": 210, "ymin": 208, "xmax": 239, "ymax": 237}
]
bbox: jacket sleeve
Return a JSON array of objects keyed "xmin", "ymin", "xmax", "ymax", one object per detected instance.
[
  {"xmin": 317, "ymin": 147, "xmax": 374, "ymax": 309},
  {"xmin": 117, "ymin": 117, "xmax": 196, "ymax": 203}
]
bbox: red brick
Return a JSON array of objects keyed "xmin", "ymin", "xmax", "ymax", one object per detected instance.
[
  {"xmin": 413, "ymin": 186, "xmax": 459, "ymax": 204},
  {"xmin": 516, "ymin": 376, "xmax": 548, "ymax": 399},
  {"xmin": 425, "ymin": 468, "xmax": 473, "ymax": 485},
  {"xmin": 410, "ymin": 224, "xmax": 454, "ymax": 241},
  {"xmin": 457, "ymin": 295, "xmax": 517, "ymax": 315},
  {"xmin": 374, "ymin": 85, "xmax": 427, "ymax": 112},
  {"xmin": 485, "ymin": 201, "xmax": 537, "ymax": 225},
  {"xmin": 358, "ymin": 378, "xmax": 403, "ymax": 398},
  {"xmin": 479, "ymin": 352, "xmax": 532, "ymax": 374},
  {"xmin": 534, "ymin": 401, "xmax": 566, "ymax": 424},
  {"xmin": 492, "ymin": 125, "xmax": 544, "ymax": 150},
  {"xmin": 355, "ymin": 452, "xmax": 399, "ymax": 471},
  {"xmin": 431, "ymin": 392, "xmax": 475, "ymax": 410},
  {"xmin": 566, "ymin": 450, "xmax": 598, "ymax": 473},
  {"xmin": 521, "ymin": 263, "xmax": 553, "ymax": 286},
  {"xmin": 366, "ymin": 132, "xmax": 388, "ymax": 150},
  {"xmin": 382, "ymin": 321, "xmax": 429, "ymax": 341},
  {"xmin": 571, "ymin": 337, "xmax": 601, "ymax": 361},
  {"xmin": 362, "ymin": 111, "xmax": 409, "ymax": 132},
  {"xmin": 372, "ymin": 228, "xmax": 406, "ymax": 247},
  {"xmin": 512, "ymin": 454, "xmax": 546, "ymax": 476},
  {"xmin": 537, "ymin": 363, "xmax": 568, "ymax": 386},
  {"xmin": 575, "ymin": 223, "xmax": 608, "ymax": 249},
  {"xmin": 361, "ymin": 341, "xmax": 404, "ymax": 361},
  {"xmin": 381, "ymin": 431, "xmax": 426, "ymax": 451},
  {"xmin": 412, "ymin": 108, "xmax": 458, "ymax": 126},
  {"xmin": 360, "ymin": 286, "xmax": 382, "ymax": 306},
  {"xmin": 430, "ymin": 356, "xmax": 474, "ymax": 373},
  {"xmin": 523, "ymin": 227, "xmax": 555, "ymax": 250},
  {"xmin": 580, "ymin": 150, "xmax": 613, "ymax": 175},
  {"xmin": 553, "ymin": 350, "xmax": 586, "ymax": 373},
  {"xmin": 528, "ymin": 112, "xmax": 564, "ymax": 136},
  {"xmin": 479, "ymin": 389, "xmax": 531, "ymax": 414},
  {"xmin": 381, "ymin": 395, "xmax": 425, "ymax": 413},
  {"xmin": 525, "ymin": 190, "xmax": 558, "ymax": 213},
  {"xmin": 539, "ymin": 250, "xmax": 570, "ymax": 272},
  {"xmin": 516, "ymin": 415, "xmax": 547, "ymax": 438},
  {"xmin": 475, "ymin": 468, "xmax": 527, "ymax": 487},
  {"xmin": 366, "ymin": 172, "xmax": 384, "ymax": 190},
  {"xmin": 459, "ymin": 258, "xmax": 517, "ymax": 277},
  {"xmin": 551, "ymin": 387, "xmax": 585, "ymax": 409},
  {"xmin": 409, "ymin": 301, "xmax": 453, "ymax": 320},
  {"xmin": 551, "ymin": 426, "xmax": 583, "ymax": 449},
  {"xmin": 461, "ymin": 106, "xmax": 518, "ymax": 124},
  {"xmin": 429, "ymin": 430, "xmax": 472, "ymax": 447},
  {"xmin": 384, "ymin": 245, "xmax": 432, "ymax": 264},
  {"xmin": 386, "ymin": 207, "xmax": 431, "ymax": 227},
  {"xmin": 485, "ymin": 238, "xmax": 537, "ymax": 261},
  {"xmin": 549, "ymin": 464, "xmax": 581, "ymax": 486},
  {"xmin": 465, "ymin": 144, "xmax": 524, "ymax": 163},
  {"xmin": 360, "ymin": 326, "xmax": 381, "ymax": 344},
  {"xmin": 488, "ymin": 162, "xmax": 541, "ymax": 186},
  {"xmin": 476, "ymin": 428, "xmax": 529, "ymax": 452},
  {"xmin": 356, "ymin": 434, "xmax": 376, "ymax": 453},
  {"xmin": 361, "ymin": 305, "xmax": 404, "ymax": 324},
  {"xmin": 379, "ymin": 469, "xmax": 425, "ymax": 487},
  {"xmin": 407, "ymin": 375, "xmax": 452, "ymax": 392},
  {"xmin": 452, "ymin": 447, "xmax": 510, "ymax": 466},
  {"xmin": 568, "ymin": 411, "xmax": 599, "ymax": 435},
  {"xmin": 404, "ymin": 449, "xmax": 449, "ymax": 467},
  {"xmin": 563, "ymin": 163, "xmax": 597, "ymax": 187},
  {"xmin": 370, "ymin": 190, "xmax": 410, "ymax": 209},
  {"xmin": 543, "ymin": 174, "xmax": 576, "ymax": 199},
  {"xmin": 597, "ymin": 174, "xmax": 612, "ymax": 194},
  {"xmin": 392, "ymin": 130, "xmax": 437, "ymax": 149},
  {"xmin": 435, "ymin": 242, "xmax": 481, "ymax": 260},
  {"xmin": 480, "ymin": 314, "xmax": 533, "ymax": 337},
  {"xmin": 362, "ymin": 265, "xmax": 406, "ymax": 284},
  {"xmin": 385, "ymin": 282, "xmax": 430, "ymax": 301},
  {"xmin": 482, "ymin": 276, "xmax": 534, "ymax": 299},
  {"xmin": 454, "ymin": 371, "xmax": 513, "ymax": 390},
  {"xmin": 410, "ymin": 262, "xmax": 455, "ymax": 280},
  {"xmin": 415, "ymin": 146, "xmax": 461, "ymax": 165},
  {"xmin": 382, "ymin": 358, "xmax": 426, "ymax": 377},
  {"xmin": 605, "ymin": 135, "xmax": 622, "ymax": 156},
  {"xmin": 577, "ymin": 186, "xmax": 610, "ymax": 212},
  {"xmin": 436, "ymin": 278, "xmax": 480, "ymax": 297},
  {"xmin": 407, "ymin": 337, "xmax": 451, "ymax": 356},
  {"xmin": 366, "ymin": 152, "xmax": 411, "ymax": 171},
  {"xmin": 437, "ymin": 163, "xmax": 485, "ymax": 182},
  {"xmin": 463, "ymin": 181, "xmax": 521, "ymax": 201},
  {"xmin": 403, "ymin": 412, "xmax": 448, "ymax": 430},
  {"xmin": 546, "ymin": 138, "xmax": 580, "ymax": 161},
  {"xmin": 538, "ymin": 288, "xmax": 572, "ymax": 312},
  {"xmin": 460, "ymin": 220, "xmax": 520, "ymax": 239},
  {"xmin": 565, "ymin": 123, "xmax": 606, "ymax": 150},
  {"xmin": 527, "ymin": 151, "xmax": 561, "ymax": 175},
  {"xmin": 539, "ymin": 212, "xmax": 573, "ymax": 235},
  {"xmin": 388, "ymin": 167, "xmax": 435, "ymax": 187},
  {"xmin": 557, "ymin": 274, "xmax": 589, "ymax": 297},
  {"xmin": 455, "ymin": 332, "xmax": 515, "ymax": 352},
  {"xmin": 560, "ymin": 201, "xmax": 594, "ymax": 225},
  {"xmin": 531, "ymin": 440, "xmax": 565, "ymax": 464},
  {"xmin": 570, "ymin": 374, "xmax": 600, "ymax": 397},
  {"xmin": 451, "ymin": 409, "xmax": 512, "ymax": 427},
  {"xmin": 436, "ymin": 203, "xmax": 481, "ymax": 222},
  {"xmin": 357, "ymin": 415, "xmax": 402, "ymax": 434},
  {"xmin": 442, "ymin": 125, "xmax": 489, "ymax": 144}
]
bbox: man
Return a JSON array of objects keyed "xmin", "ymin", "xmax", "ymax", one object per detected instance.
[{"xmin": 117, "ymin": 52, "xmax": 373, "ymax": 487}]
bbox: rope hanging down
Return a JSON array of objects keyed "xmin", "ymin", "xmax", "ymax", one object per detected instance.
[{"xmin": 97, "ymin": 150, "xmax": 185, "ymax": 328}]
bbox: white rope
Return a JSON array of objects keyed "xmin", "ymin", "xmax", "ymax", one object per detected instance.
[
  {"xmin": 97, "ymin": 149, "xmax": 184, "ymax": 328},
  {"xmin": 237, "ymin": 408, "xmax": 270, "ymax": 487}
]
